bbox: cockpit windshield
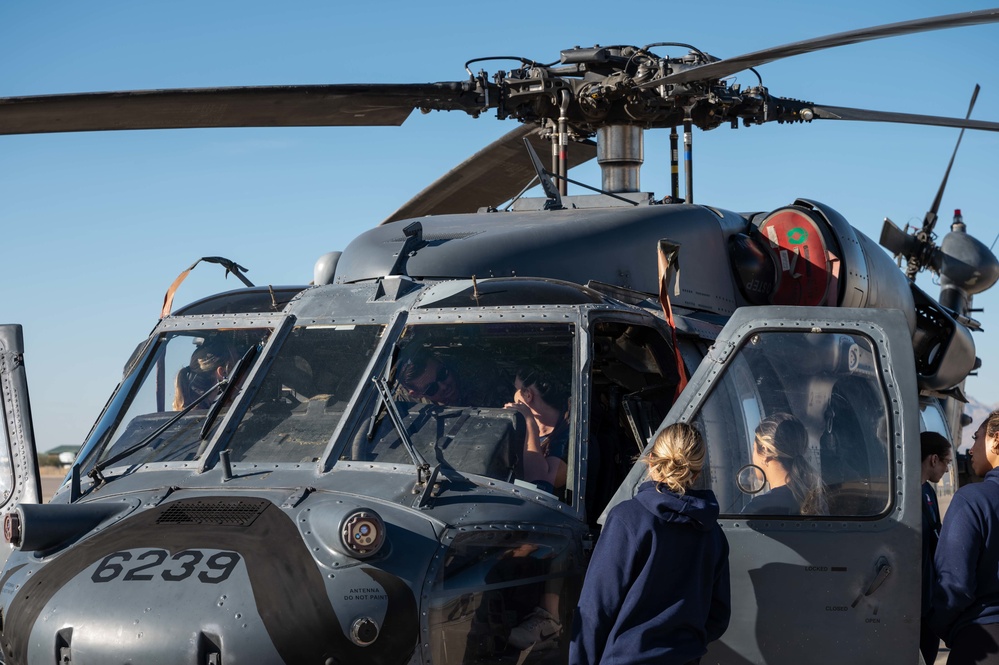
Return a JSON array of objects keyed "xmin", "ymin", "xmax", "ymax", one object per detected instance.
[
  {"xmin": 225, "ymin": 324, "xmax": 386, "ymax": 463},
  {"xmin": 89, "ymin": 328, "xmax": 270, "ymax": 470}
]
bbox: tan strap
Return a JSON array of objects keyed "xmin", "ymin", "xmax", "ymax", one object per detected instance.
[{"xmin": 657, "ymin": 239, "xmax": 688, "ymax": 401}]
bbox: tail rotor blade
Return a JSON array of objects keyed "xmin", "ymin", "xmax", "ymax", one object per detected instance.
[{"xmin": 924, "ymin": 84, "xmax": 980, "ymax": 234}]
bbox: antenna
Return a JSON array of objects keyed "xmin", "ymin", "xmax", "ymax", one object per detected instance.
[{"xmin": 523, "ymin": 137, "xmax": 564, "ymax": 210}]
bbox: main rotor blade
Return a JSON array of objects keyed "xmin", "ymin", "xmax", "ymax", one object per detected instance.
[
  {"xmin": 803, "ymin": 103, "xmax": 999, "ymax": 132},
  {"xmin": 647, "ymin": 8, "xmax": 999, "ymax": 86},
  {"xmin": 380, "ymin": 125, "xmax": 598, "ymax": 224},
  {"xmin": 0, "ymin": 83, "xmax": 485, "ymax": 135}
]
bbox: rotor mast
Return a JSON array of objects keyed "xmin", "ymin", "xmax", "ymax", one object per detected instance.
[{"xmin": 596, "ymin": 125, "xmax": 643, "ymax": 194}]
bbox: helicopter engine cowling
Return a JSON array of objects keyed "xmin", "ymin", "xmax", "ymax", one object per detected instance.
[
  {"xmin": 336, "ymin": 196, "xmax": 974, "ymax": 391},
  {"xmin": 731, "ymin": 199, "xmax": 916, "ymax": 328},
  {"xmin": 313, "ymin": 251, "xmax": 342, "ymax": 286},
  {"xmin": 731, "ymin": 200, "xmax": 977, "ymax": 391},
  {"xmin": 910, "ymin": 284, "xmax": 977, "ymax": 392}
]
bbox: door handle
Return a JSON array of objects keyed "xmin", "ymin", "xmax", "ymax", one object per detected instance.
[{"xmin": 852, "ymin": 556, "xmax": 891, "ymax": 607}]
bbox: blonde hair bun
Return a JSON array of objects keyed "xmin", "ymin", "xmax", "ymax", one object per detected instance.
[{"xmin": 644, "ymin": 422, "xmax": 705, "ymax": 494}]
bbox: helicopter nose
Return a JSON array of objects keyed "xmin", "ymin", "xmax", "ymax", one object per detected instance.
[{"xmin": 0, "ymin": 496, "xmax": 421, "ymax": 664}]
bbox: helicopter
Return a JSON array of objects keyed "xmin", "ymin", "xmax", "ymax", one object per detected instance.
[{"xmin": 1, "ymin": 8, "xmax": 999, "ymax": 665}]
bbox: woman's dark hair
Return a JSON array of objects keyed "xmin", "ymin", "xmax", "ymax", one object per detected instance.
[
  {"xmin": 516, "ymin": 366, "xmax": 570, "ymax": 413},
  {"xmin": 920, "ymin": 431, "xmax": 951, "ymax": 462},
  {"xmin": 984, "ymin": 410, "xmax": 999, "ymax": 448}
]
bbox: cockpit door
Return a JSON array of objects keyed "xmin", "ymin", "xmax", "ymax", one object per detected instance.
[
  {"xmin": 602, "ymin": 306, "xmax": 921, "ymax": 665},
  {"xmin": 0, "ymin": 326, "xmax": 42, "ymax": 538}
]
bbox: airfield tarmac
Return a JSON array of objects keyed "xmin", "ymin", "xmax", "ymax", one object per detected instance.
[{"xmin": 40, "ymin": 467, "xmax": 65, "ymax": 502}]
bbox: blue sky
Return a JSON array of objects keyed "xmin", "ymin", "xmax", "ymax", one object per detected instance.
[{"xmin": 2, "ymin": 0, "xmax": 999, "ymax": 450}]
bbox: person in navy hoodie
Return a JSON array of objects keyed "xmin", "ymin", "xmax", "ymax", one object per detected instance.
[
  {"xmin": 932, "ymin": 410, "xmax": 999, "ymax": 664},
  {"xmin": 920, "ymin": 431, "xmax": 951, "ymax": 664},
  {"xmin": 569, "ymin": 422, "xmax": 731, "ymax": 665}
]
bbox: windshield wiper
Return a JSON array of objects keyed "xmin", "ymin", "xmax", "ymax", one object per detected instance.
[
  {"xmin": 88, "ymin": 382, "xmax": 222, "ymax": 485},
  {"xmin": 371, "ymin": 376, "xmax": 432, "ymax": 489},
  {"xmin": 69, "ymin": 423, "xmax": 114, "ymax": 499},
  {"xmin": 198, "ymin": 343, "xmax": 259, "ymax": 440}
]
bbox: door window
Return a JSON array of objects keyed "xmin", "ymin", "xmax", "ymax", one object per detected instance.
[
  {"xmin": 692, "ymin": 330, "xmax": 892, "ymax": 518},
  {"xmin": 426, "ymin": 529, "xmax": 576, "ymax": 665},
  {"xmin": 920, "ymin": 400, "xmax": 958, "ymax": 511}
]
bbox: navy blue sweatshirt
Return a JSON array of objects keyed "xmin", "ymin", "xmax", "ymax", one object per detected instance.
[
  {"xmin": 931, "ymin": 468, "xmax": 999, "ymax": 643},
  {"xmin": 569, "ymin": 481, "xmax": 731, "ymax": 665},
  {"xmin": 921, "ymin": 481, "xmax": 941, "ymax": 618}
]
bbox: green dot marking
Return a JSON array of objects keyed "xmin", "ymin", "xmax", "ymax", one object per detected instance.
[{"xmin": 787, "ymin": 227, "xmax": 808, "ymax": 245}]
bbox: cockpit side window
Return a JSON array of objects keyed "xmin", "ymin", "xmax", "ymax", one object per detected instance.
[
  {"xmin": 345, "ymin": 323, "xmax": 577, "ymax": 502},
  {"xmin": 690, "ymin": 330, "xmax": 892, "ymax": 518}
]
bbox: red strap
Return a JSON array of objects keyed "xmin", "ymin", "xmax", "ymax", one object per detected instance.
[{"xmin": 657, "ymin": 240, "xmax": 688, "ymax": 401}]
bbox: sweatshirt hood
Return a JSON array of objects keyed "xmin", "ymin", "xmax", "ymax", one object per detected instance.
[{"xmin": 634, "ymin": 481, "xmax": 720, "ymax": 530}]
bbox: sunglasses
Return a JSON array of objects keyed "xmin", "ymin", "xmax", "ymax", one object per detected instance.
[{"xmin": 413, "ymin": 365, "xmax": 450, "ymax": 397}]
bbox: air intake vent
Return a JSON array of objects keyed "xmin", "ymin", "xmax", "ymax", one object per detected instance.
[{"xmin": 156, "ymin": 499, "xmax": 269, "ymax": 527}]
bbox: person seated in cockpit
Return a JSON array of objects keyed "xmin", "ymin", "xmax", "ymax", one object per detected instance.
[
  {"xmin": 743, "ymin": 413, "xmax": 828, "ymax": 516},
  {"xmin": 504, "ymin": 367, "xmax": 570, "ymax": 495},
  {"xmin": 504, "ymin": 365, "xmax": 571, "ymax": 651},
  {"xmin": 396, "ymin": 348, "xmax": 506, "ymax": 407},
  {"xmin": 173, "ymin": 340, "xmax": 237, "ymax": 410}
]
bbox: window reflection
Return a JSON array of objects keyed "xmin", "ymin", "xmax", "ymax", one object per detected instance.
[
  {"xmin": 743, "ymin": 412, "xmax": 828, "ymax": 515},
  {"xmin": 427, "ymin": 530, "xmax": 577, "ymax": 664}
]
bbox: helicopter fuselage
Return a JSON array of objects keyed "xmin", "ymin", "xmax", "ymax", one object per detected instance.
[{"xmin": 0, "ymin": 196, "xmax": 988, "ymax": 664}]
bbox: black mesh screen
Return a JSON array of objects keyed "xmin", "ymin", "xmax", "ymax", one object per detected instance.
[{"xmin": 156, "ymin": 498, "xmax": 269, "ymax": 527}]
